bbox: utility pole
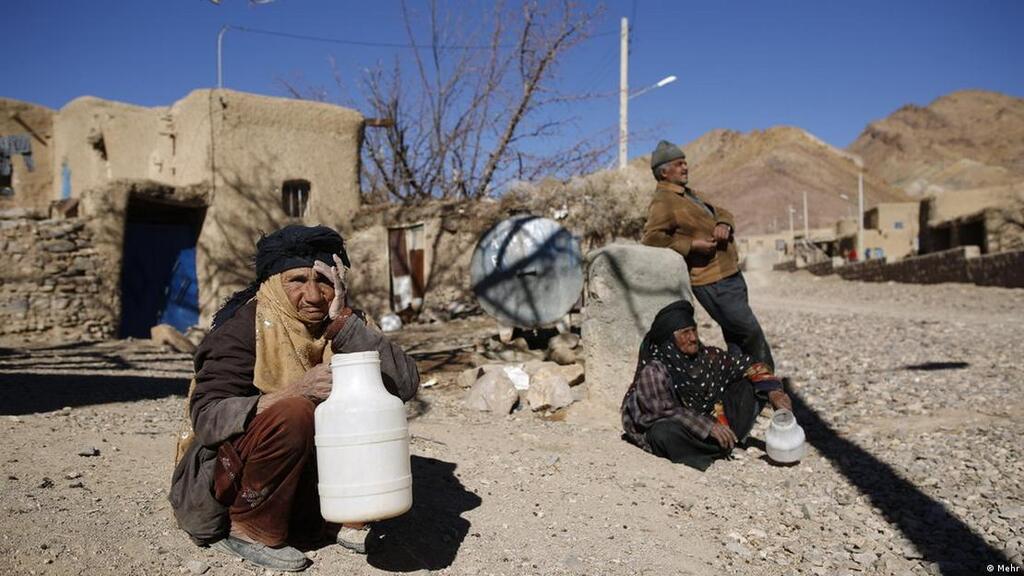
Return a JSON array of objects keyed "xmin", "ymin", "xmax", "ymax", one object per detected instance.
[
  {"xmin": 618, "ymin": 17, "xmax": 628, "ymax": 170},
  {"xmin": 217, "ymin": 25, "xmax": 229, "ymax": 89},
  {"xmin": 803, "ymin": 190, "xmax": 809, "ymax": 240},
  {"xmin": 857, "ymin": 168, "xmax": 865, "ymax": 260},
  {"xmin": 788, "ymin": 206, "xmax": 795, "ymax": 255}
]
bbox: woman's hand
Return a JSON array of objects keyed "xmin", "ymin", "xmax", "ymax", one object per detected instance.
[
  {"xmin": 708, "ymin": 421, "xmax": 738, "ymax": 450},
  {"xmin": 256, "ymin": 364, "xmax": 333, "ymax": 413},
  {"xmin": 313, "ymin": 254, "xmax": 350, "ymax": 320},
  {"xmin": 768, "ymin": 389, "xmax": 793, "ymax": 412}
]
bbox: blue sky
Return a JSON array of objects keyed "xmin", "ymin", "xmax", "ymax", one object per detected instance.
[{"xmin": 4, "ymin": 0, "xmax": 1021, "ymax": 163}]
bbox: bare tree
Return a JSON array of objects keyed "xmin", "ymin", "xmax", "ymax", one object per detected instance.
[{"xmin": 357, "ymin": 0, "xmax": 610, "ymax": 203}]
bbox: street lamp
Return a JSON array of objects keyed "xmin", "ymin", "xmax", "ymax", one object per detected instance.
[
  {"xmin": 618, "ymin": 17, "xmax": 677, "ymax": 169},
  {"xmin": 839, "ymin": 193, "xmax": 853, "ymax": 218}
]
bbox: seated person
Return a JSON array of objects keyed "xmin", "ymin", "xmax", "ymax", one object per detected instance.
[
  {"xmin": 170, "ymin": 225, "xmax": 419, "ymax": 572},
  {"xmin": 621, "ymin": 300, "xmax": 792, "ymax": 471}
]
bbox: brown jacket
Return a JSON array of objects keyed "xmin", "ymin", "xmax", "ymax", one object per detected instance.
[
  {"xmin": 641, "ymin": 181, "xmax": 739, "ymax": 286},
  {"xmin": 168, "ymin": 300, "xmax": 420, "ymax": 544}
]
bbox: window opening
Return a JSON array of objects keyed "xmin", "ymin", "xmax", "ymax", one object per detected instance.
[{"xmin": 281, "ymin": 179, "xmax": 310, "ymax": 217}]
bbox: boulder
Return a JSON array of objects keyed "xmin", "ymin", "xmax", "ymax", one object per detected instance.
[
  {"xmin": 581, "ymin": 243, "xmax": 691, "ymax": 416},
  {"xmin": 547, "ymin": 333, "xmax": 580, "ymax": 365},
  {"xmin": 525, "ymin": 369, "xmax": 574, "ymax": 412},
  {"xmin": 464, "ymin": 370, "xmax": 519, "ymax": 414}
]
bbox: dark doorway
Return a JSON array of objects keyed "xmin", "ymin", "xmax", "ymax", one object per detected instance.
[{"xmin": 119, "ymin": 196, "xmax": 206, "ymax": 338}]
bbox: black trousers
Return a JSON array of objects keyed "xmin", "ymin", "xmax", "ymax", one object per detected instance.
[
  {"xmin": 692, "ymin": 272, "xmax": 775, "ymax": 370},
  {"xmin": 645, "ymin": 378, "xmax": 762, "ymax": 471}
]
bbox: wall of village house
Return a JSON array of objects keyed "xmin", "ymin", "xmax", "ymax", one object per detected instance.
[
  {"xmin": 0, "ymin": 214, "xmax": 117, "ymax": 345},
  {"xmin": 53, "ymin": 97, "xmax": 170, "ymax": 198},
  {"xmin": 0, "ymin": 99, "xmax": 56, "ymax": 214},
  {"xmin": 177, "ymin": 90, "xmax": 364, "ymax": 323}
]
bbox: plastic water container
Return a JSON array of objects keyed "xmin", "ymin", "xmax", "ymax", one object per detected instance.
[
  {"xmin": 765, "ymin": 409, "xmax": 807, "ymax": 464},
  {"xmin": 315, "ymin": 351, "xmax": 412, "ymax": 523}
]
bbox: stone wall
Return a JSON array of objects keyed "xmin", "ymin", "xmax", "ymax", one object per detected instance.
[
  {"xmin": 0, "ymin": 215, "xmax": 117, "ymax": 345},
  {"xmin": 800, "ymin": 246, "xmax": 1024, "ymax": 288},
  {"xmin": 836, "ymin": 246, "xmax": 978, "ymax": 284},
  {"xmin": 967, "ymin": 251, "xmax": 1024, "ymax": 288}
]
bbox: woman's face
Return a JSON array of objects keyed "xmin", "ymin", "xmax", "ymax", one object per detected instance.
[
  {"xmin": 281, "ymin": 266, "xmax": 335, "ymax": 322},
  {"xmin": 672, "ymin": 326, "xmax": 700, "ymax": 356}
]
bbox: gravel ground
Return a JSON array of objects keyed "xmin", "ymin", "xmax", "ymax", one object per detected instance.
[{"xmin": 1, "ymin": 270, "xmax": 1021, "ymax": 576}]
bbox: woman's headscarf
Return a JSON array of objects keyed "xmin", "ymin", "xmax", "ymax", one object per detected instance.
[
  {"xmin": 632, "ymin": 299, "xmax": 727, "ymax": 415},
  {"xmin": 213, "ymin": 225, "xmax": 349, "ymax": 329},
  {"xmin": 213, "ymin": 225, "xmax": 350, "ymax": 392}
]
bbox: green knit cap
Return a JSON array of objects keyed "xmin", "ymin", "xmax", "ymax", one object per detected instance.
[{"xmin": 650, "ymin": 140, "xmax": 686, "ymax": 174}]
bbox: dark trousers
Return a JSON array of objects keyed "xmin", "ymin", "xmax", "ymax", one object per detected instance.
[
  {"xmin": 645, "ymin": 378, "xmax": 762, "ymax": 471},
  {"xmin": 213, "ymin": 396, "xmax": 323, "ymax": 547},
  {"xmin": 692, "ymin": 272, "xmax": 774, "ymax": 369}
]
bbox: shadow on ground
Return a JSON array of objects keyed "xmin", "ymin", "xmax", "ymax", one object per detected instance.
[
  {"xmin": 0, "ymin": 372, "xmax": 188, "ymax": 415},
  {"xmin": 789, "ymin": 384, "xmax": 1010, "ymax": 575},
  {"xmin": 367, "ymin": 456, "xmax": 482, "ymax": 572}
]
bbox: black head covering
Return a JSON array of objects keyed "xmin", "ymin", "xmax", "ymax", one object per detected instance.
[
  {"xmin": 632, "ymin": 299, "xmax": 696, "ymax": 378},
  {"xmin": 255, "ymin": 225, "xmax": 349, "ymax": 283},
  {"xmin": 212, "ymin": 225, "xmax": 350, "ymax": 329},
  {"xmin": 632, "ymin": 299, "xmax": 737, "ymax": 416}
]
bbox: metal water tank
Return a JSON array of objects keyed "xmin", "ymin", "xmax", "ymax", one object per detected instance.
[{"xmin": 470, "ymin": 214, "xmax": 583, "ymax": 328}]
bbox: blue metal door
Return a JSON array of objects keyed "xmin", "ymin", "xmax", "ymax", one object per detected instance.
[{"xmin": 159, "ymin": 247, "xmax": 199, "ymax": 332}]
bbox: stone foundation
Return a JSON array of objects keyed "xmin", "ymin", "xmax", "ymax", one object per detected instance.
[{"xmin": 0, "ymin": 214, "xmax": 116, "ymax": 344}]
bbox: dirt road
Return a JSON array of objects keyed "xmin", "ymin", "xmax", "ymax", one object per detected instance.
[{"xmin": 1, "ymin": 271, "xmax": 1021, "ymax": 575}]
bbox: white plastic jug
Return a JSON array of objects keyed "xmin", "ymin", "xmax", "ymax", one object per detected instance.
[
  {"xmin": 315, "ymin": 351, "xmax": 412, "ymax": 523},
  {"xmin": 765, "ymin": 409, "xmax": 806, "ymax": 464}
]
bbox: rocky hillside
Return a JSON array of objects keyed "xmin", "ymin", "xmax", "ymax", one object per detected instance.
[
  {"xmin": 848, "ymin": 90, "xmax": 1024, "ymax": 196},
  {"xmin": 678, "ymin": 127, "xmax": 908, "ymax": 235}
]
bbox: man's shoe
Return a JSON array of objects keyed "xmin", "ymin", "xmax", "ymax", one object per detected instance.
[
  {"xmin": 336, "ymin": 526, "xmax": 369, "ymax": 554},
  {"xmin": 210, "ymin": 535, "xmax": 310, "ymax": 572}
]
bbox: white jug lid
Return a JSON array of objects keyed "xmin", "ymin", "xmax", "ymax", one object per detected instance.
[{"xmin": 330, "ymin": 350, "xmax": 381, "ymax": 367}]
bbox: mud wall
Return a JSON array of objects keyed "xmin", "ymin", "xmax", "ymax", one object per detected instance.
[{"xmin": 0, "ymin": 99, "xmax": 56, "ymax": 214}]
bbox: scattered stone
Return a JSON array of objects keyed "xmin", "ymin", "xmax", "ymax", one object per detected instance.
[
  {"xmin": 38, "ymin": 477, "xmax": 54, "ymax": 488},
  {"xmin": 150, "ymin": 324, "xmax": 197, "ymax": 354},
  {"xmin": 77, "ymin": 448, "xmax": 100, "ymax": 457},
  {"xmin": 64, "ymin": 472, "xmax": 82, "ymax": 480},
  {"xmin": 725, "ymin": 541, "xmax": 753, "ymax": 558},
  {"xmin": 184, "ymin": 559, "xmax": 209, "ymax": 575},
  {"xmin": 525, "ymin": 369, "xmax": 574, "ymax": 411},
  {"xmin": 464, "ymin": 371, "xmax": 518, "ymax": 414}
]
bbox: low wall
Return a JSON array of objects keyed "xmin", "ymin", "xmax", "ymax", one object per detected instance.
[
  {"xmin": 804, "ymin": 246, "xmax": 1024, "ymax": 288},
  {"xmin": 805, "ymin": 259, "xmax": 834, "ymax": 276},
  {"xmin": 0, "ymin": 215, "xmax": 117, "ymax": 344},
  {"xmin": 967, "ymin": 251, "xmax": 1024, "ymax": 288}
]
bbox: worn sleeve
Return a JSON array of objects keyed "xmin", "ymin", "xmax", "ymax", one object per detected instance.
[
  {"xmin": 722, "ymin": 350, "xmax": 783, "ymax": 394},
  {"xmin": 713, "ymin": 203, "xmax": 736, "ymax": 230},
  {"xmin": 642, "ymin": 196, "xmax": 692, "ymax": 257},
  {"xmin": 189, "ymin": 306, "xmax": 260, "ymax": 448},
  {"xmin": 331, "ymin": 316, "xmax": 420, "ymax": 402},
  {"xmin": 634, "ymin": 361, "xmax": 713, "ymax": 439}
]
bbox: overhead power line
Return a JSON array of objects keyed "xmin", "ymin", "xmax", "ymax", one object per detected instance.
[{"xmin": 226, "ymin": 24, "xmax": 616, "ymax": 50}]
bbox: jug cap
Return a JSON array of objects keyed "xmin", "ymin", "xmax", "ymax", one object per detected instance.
[{"xmin": 330, "ymin": 350, "xmax": 381, "ymax": 367}]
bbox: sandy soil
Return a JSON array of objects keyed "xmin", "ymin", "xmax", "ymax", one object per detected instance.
[{"xmin": 1, "ymin": 270, "xmax": 1022, "ymax": 576}]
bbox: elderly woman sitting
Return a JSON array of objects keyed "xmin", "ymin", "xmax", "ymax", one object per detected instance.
[
  {"xmin": 170, "ymin": 225, "xmax": 419, "ymax": 572},
  {"xmin": 621, "ymin": 300, "xmax": 792, "ymax": 471}
]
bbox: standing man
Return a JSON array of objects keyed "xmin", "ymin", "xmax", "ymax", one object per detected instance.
[{"xmin": 641, "ymin": 140, "xmax": 774, "ymax": 369}]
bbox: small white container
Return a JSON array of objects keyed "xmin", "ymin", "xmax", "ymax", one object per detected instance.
[
  {"xmin": 315, "ymin": 351, "xmax": 413, "ymax": 523},
  {"xmin": 765, "ymin": 409, "xmax": 806, "ymax": 464}
]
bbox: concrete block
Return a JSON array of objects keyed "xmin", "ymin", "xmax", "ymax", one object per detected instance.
[{"xmin": 580, "ymin": 243, "xmax": 692, "ymax": 417}]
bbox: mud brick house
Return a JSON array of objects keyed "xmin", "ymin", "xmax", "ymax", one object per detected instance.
[{"xmin": 0, "ymin": 90, "xmax": 363, "ymax": 343}]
